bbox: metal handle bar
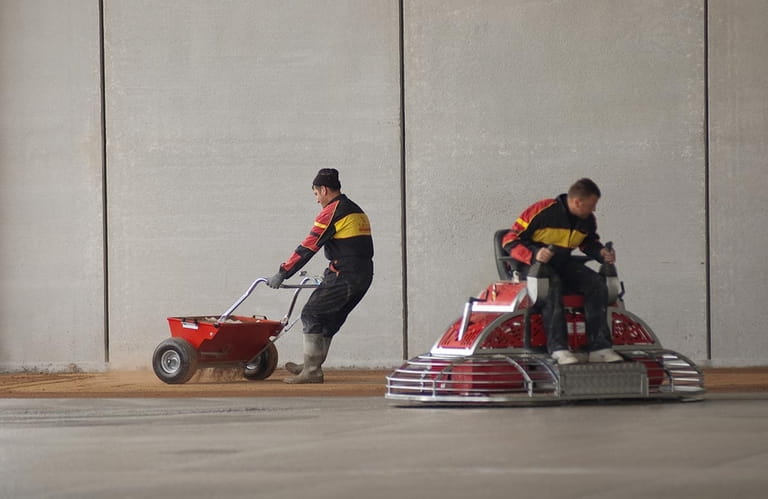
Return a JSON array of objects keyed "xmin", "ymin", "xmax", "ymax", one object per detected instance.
[
  {"xmin": 281, "ymin": 275, "xmax": 322, "ymax": 326},
  {"xmin": 217, "ymin": 276, "xmax": 322, "ymax": 323},
  {"xmin": 218, "ymin": 278, "xmax": 268, "ymax": 322},
  {"xmin": 457, "ymin": 296, "xmax": 486, "ymax": 341}
]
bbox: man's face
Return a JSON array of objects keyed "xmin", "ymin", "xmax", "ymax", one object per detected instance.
[
  {"xmin": 313, "ymin": 186, "xmax": 331, "ymax": 207},
  {"xmin": 568, "ymin": 194, "xmax": 599, "ymax": 219}
]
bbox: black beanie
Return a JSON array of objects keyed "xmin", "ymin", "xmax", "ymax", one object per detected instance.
[{"xmin": 312, "ymin": 168, "xmax": 341, "ymax": 190}]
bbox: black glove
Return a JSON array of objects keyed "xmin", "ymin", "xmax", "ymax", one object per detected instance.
[{"xmin": 267, "ymin": 273, "xmax": 285, "ymax": 289}]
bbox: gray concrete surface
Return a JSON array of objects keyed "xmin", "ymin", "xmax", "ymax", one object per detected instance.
[
  {"xmin": 2, "ymin": 1, "xmax": 768, "ymax": 372},
  {"xmin": 103, "ymin": 0, "xmax": 402, "ymax": 369},
  {"xmin": 1, "ymin": 394, "xmax": 767, "ymax": 499},
  {"xmin": 0, "ymin": 0, "xmax": 105, "ymax": 370},
  {"xmin": 403, "ymin": 0, "xmax": 708, "ymax": 361},
  {"xmin": 708, "ymin": 0, "xmax": 768, "ymax": 365}
]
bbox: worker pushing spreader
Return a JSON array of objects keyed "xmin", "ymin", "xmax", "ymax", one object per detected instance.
[
  {"xmin": 385, "ymin": 232, "xmax": 705, "ymax": 405},
  {"xmin": 152, "ymin": 276, "xmax": 319, "ymax": 384}
]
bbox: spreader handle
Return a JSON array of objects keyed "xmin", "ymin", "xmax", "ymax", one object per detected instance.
[
  {"xmin": 218, "ymin": 276, "xmax": 322, "ymax": 323},
  {"xmin": 218, "ymin": 277, "xmax": 269, "ymax": 322},
  {"xmin": 281, "ymin": 276, "xmax": 321, "ymax": 325}
]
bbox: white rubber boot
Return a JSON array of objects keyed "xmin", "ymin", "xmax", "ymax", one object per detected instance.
[
  {"xmin": 283, "ymin": 334, "xmax": 326, "ymax": 384},
  {"xmin": 285, "ymin": 336, "xmax": 331, "ymax": 375}
]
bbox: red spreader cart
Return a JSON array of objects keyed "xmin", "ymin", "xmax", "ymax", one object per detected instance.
[{"xmin": 152, "ymin": 276, "xmax": 319, "ymax": 384}]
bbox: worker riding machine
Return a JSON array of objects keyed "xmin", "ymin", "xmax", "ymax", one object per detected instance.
[{"xmin": 385, "ymin": 231, "xmax": 705, "ymax": 404}]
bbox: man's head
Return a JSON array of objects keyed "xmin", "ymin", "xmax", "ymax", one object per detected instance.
[
  {"xmin": 312, "ymin": 168, "xmax": 341, "ymax": 207},
  {"xmin": 566, "ymin": 178, "xmax": 601, "ymax": 219}
]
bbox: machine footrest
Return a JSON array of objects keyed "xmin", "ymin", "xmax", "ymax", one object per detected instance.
[{"xmin": 558, "ymin": 362, "xmax": 648, "ymax": 398}]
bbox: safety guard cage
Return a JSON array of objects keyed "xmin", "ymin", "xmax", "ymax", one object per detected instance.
[{"xmin": 385, "ymin": 349, "xmax": 704, "ymax": 405}]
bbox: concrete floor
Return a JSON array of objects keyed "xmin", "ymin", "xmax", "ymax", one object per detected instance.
[{"xmin": 1, "ymin": 394, "xmax": 767, "ymax": 499}]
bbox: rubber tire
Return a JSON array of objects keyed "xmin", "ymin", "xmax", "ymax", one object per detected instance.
[
  {"xmin": 152, "ymin": 337, "xmax": 199, "ymax": 384},
  {"xmin": 243, "ymin": 342, "xmax": 279, "ymax": 381}
]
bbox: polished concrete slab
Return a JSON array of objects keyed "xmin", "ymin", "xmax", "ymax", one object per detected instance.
[{"xmin": 1, "ymin": 394, "xmax": 767, "ymax": 499}]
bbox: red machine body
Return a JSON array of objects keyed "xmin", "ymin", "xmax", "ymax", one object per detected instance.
[{"xmin": 166, "ymin": 316, "xmax": 283, "ymax": 364}]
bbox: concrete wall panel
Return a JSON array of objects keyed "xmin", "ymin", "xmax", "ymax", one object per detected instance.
[
  {"xmin": 104, "ymin": 0, "xmax": 402, "ymax": 368},
  {"xmin": 1, "ymin": 1, "xmax": 765, "ymax": 372},
  {"xmin": 708, "ymin": 0, "xmax": 768, "ymax": 366},
  {"xmin": 403, "ymin": 1, "xmax": 708, "ymax": 359},
  {"xmin": 0, "ymin": 0, "xmax": 104, "ymax": 370}
]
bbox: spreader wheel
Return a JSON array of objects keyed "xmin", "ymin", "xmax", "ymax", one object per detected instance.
[
  {"xmin": 243, "ymin": 342, "xmax": 279, "ymax": 380},
  {"xmin": 152, "ymin": 337, "xmax": 199, "ymax": 384}
]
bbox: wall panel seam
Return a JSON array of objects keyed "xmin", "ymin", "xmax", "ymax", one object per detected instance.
[
  {"xmin": 99, "ymin": 0, "xmax": 110, "ymax": 363},
  {"xmin": 399, "ymin": 0, "xmax": 408, "ymax": 360}
]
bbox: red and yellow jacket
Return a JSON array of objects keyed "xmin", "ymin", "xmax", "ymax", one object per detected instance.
[
  {"xmin": 279, "ymin": 194, "xmax": 373, "ymax": 278},
  {"xmin": 501, "ymin": 193, "xmax": 604, "ymax": 266}
]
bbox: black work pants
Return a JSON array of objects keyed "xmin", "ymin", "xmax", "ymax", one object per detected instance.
[
  {"xmin": 542, "ymin": 259, "xmax": 612, "ymax": 353},
  {"xmin": 300, "ymin": 267, "xmax": 373, "ymax": 338}
]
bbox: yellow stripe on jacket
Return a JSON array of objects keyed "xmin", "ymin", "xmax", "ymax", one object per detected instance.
[
  {"xmin": 333, "ymin": 212, "xmax": 371, "ymax": 239},
  {"xmin": 532, "ymin": 227, "xmax": 587, "ymax": 249}
]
